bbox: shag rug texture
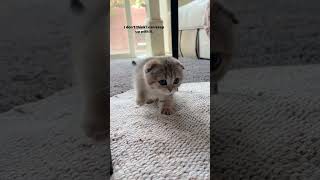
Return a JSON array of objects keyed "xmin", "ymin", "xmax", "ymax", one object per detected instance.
[{"xmin": 110, "ymin": 82, "xmax": 210, "ymax": 179}]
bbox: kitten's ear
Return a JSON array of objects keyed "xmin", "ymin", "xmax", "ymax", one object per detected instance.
[
  {"xmin": 169, "ymin": 57, "xmax": 184, "ymax": 69},
  {"xmin": 144, "ymin": 59, "xmax": 160, "ymax": 73},
  {"xmin": 177, "ymin": 61, "xmax": 185, "ymax": 69}
]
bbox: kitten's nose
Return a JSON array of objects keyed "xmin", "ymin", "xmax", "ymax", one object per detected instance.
[{"xmin": 168, "ymin": 86, "xmax": 173, "ymax": 92}]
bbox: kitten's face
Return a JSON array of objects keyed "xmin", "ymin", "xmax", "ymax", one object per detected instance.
[{"xmin": 143, "ymin": 57, "xmax": 184, "ymax": 95}]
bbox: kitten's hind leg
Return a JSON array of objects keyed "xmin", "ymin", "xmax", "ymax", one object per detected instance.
[
  {"xmin": 146, "ymin": 96, "xmax": 158, "ymax": 104},
  {"xmin": 135, "ymin": 77, "xmax": 146, "ymax": 106},
  {"xmin": 146, "ymin": 99, "xmax": 155, "ymax": 104},
  {"xmin": 136, "ymin": 90, "xmax": 146, "ymax": 106}
]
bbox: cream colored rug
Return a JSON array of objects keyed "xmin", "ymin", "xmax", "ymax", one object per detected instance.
[{"xmin": 110, "ymin": 82, "xmax": 210, "ymax": 179}]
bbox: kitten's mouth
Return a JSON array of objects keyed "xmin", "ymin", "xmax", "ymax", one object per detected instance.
[{"xmin": 167, "ymin": 92, "xmax": 174, "ymax": 95}]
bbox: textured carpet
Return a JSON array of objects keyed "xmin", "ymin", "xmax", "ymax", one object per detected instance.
[
  {"xmin": 2, "ymin": 64, "xmax": 320, "ymax": 179},
  {"xmin": 212, "ymin": 64, "xmax": 320, "ymax": 179},
  {"xmin": 110, "ymin": 82, "xmax": 210, "ymax": 179},
  {"xmin": 0, "ymin": 89, "xmax": 110, "ymax": 180}
]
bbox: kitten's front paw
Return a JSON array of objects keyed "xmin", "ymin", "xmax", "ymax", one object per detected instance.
[{"xmin": 161, "ymin": 106, "xmax": 174, "ymax": 115}]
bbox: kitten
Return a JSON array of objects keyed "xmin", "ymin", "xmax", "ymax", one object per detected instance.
[{"xmin": 133, "ymin": 56, "xmax": 184, "ymax": 115}]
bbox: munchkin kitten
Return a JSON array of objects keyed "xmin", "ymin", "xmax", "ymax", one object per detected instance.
[{"xmin": 133, "ymin": 56, "xmax": 184, "ymax": 115}]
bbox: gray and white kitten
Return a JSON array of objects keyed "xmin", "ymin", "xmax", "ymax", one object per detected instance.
[{"xmin": 133, "ymin": 56, "xmax": 184, "ymax": 115}]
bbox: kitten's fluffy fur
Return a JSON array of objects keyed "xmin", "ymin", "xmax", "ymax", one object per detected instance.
[{"xmin": 134, "ymin": 56, "xmax": 184, "ymax": 115}]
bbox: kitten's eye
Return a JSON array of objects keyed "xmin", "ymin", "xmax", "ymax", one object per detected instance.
[
  {"xmin": 174, "ymin": 78, "xmax": 179, "ymax": 84},
  {"xmin": 159, "ymin": 80, "xmax": 167, "ymax": 85}
]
